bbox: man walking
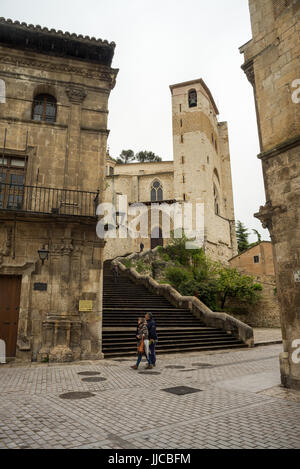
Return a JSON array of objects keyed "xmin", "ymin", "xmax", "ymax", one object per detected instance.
[
  {"xmin": 145, "ymin": 312, "xmax": 158, "ymax": 369},
  {"xmin": 112, "ymin": 264, "xmax": 119, "ymax": 284}
]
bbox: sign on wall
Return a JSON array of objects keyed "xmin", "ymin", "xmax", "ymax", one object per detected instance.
[{"xmin": 79, "ymin": 300, "xmax": 93, "ymax": 312}]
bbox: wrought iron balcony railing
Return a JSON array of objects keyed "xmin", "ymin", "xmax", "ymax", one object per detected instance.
[{"xmin": 0, "ymin": 183, "xmax": 98, "ymax": 218}]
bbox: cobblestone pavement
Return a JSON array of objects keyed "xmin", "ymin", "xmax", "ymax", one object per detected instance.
[{"xmin": 0, "ymin": 344, "xmax": 299, "ymax": 449}]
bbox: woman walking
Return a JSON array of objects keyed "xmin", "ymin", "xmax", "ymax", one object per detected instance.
[{"xmin": 131, "ymin": 317, "xmax": 150, "ymax": 370}]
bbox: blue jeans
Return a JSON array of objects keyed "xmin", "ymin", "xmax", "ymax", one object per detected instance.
[
  {"xmin": 136, "ymin": 352, "xmax": 150, "ymax": 367},
  {"xmin": 149, "ymin": 342, "xmax": 156, "ymax": 365}
]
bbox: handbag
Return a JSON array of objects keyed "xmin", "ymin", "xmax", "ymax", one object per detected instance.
[{"xmin": 138, "ymin": 336, "xmax": 144, "ymax": 353}]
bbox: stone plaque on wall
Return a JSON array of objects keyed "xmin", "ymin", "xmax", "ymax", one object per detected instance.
[
  {"xmin": 79, "ymin": 300, "xmax": 93, "ymax": 312},
  {"xmin": 34, "ymin": 283, "xmax": 48, "ymax": 291}
]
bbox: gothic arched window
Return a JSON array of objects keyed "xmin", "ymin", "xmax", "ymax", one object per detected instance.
[
  {"xmin": 32, "ymin": 94, "xmax": 57, "ymax": 123},
  {"xmin": 214, "ymin": 184, "xmax": 220, "ymax": 216},
  {"xmin": 151, "ymin": 180, "xmax": 163, "ymax": 202},
  {"xmin": 188, "ymin": 89, "xmax": 197, "ymax": 108}
]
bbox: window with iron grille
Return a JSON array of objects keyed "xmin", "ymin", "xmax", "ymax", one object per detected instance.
[
  {"xmin": 254, "ymin": 256, "xmax": 260, "ymax": 264},
  {"xmin": 0, "ymin": 156, "xmax": 26, "ymax": 210},
  {"xmin": 32, "ymin": 94, "xmax": 57, "ymax": 123}
]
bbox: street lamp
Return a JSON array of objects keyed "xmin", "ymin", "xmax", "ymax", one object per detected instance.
[{"xmin": 38, "ymin": 245, "xmax": 49, "ymax": 265}]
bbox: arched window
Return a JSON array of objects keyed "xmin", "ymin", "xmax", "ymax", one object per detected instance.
[
  {"xmin": 188, "ymin": 89, "xmax": 197, "ymax": 108},
  {"xmin": 32, "ymin": 94, "xmax": 57, "ymax": 123},
  {"xmin": 214, "ymin": 184, "xmax": 220, "ymax": 216},
  {"xmin": 151, "ymin": 180, "xmax": 163, "ymax": 202}
]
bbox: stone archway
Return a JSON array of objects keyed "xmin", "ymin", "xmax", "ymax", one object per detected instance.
[{"xmin": 151, "ymin": 227, "xmax": 163, "ymax": 250}]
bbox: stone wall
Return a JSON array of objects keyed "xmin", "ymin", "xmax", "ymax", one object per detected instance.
[
  {"xmin": 240, "ymin": 0, "xmax": 300, "ymax": 389},
  {"xmin": 226, "ymin": 275, "xmax": 281, "ymax": 328},
  {"xmin": 0, "ymin": 19, "xmax": 117, "ymax": 362}
]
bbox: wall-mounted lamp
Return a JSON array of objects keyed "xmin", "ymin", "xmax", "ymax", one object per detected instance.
[{"xmin": 38, "ymin": 245, "xmax": 49, "ymax": 265}]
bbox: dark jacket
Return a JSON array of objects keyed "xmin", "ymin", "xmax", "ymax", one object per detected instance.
[{"xmin": 146, "ymin": 318, "xmax": 158, "ymax": 341}]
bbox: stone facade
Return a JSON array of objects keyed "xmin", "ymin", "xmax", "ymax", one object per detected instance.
[
  {"xmin": 0, "ymin": 19, "xmax": 118, "ymax": 362},
  {"xmin": 240, "ymin": 0, "xmax": 300, "ymax": 389},
  {"xmin": 104, "ymin": 79, "xmax": 238, "ymax": 264},
  {"xmin": 229, "ymin": 242, "xmax": 275, "ymax": 276}
]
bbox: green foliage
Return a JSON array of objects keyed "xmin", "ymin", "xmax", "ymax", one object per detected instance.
[
  {"xmin": 216, "ymin": 267, "xmax": 262, "ymax": 309},
  {"xmin": 122, "ymin": 259, "xmax": 133, "ymax": 269},
  {"xmin": 236, "ymin": 221, "xmax": 250, "ymax": 253},
  {"xmin": 252, "ymin": 229, "xmax": 262, "ymax": 244},
  {"xmin": 135, "ymin": 151, "xmax": 162, "ymax": 163},
  {"xmin": 136, "ymin": 260, "xmax": 148, "ymax": 273},
  {"xmin": 117, "ymin": 149, "xmax": 162, "ymax": 164},
  {"xmin": 165, "ymin": 233, "xmax": 204, "ymax": 266},
  {"xmin": 117, "ymin": 149, "xmax": 135, "ymax": 164},
  {"xmin": 162, "ymin": 253, "xmax": 170, "ymax": 262},
  {"xmin": 165, "ymin": 267, "xmax": 193, "ymax": 290}
]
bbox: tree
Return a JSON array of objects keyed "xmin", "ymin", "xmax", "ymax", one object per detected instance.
[
  {"xmin": 117, "ymin": 149, "xmax": 135, "ymax": 164},
  {"xmin": 236, "ymin": 221, "xmax": 250, "ymax": 253},
  {"xmin": 135, "ymin": 151, "xmax": 162, "ymax": 163},
  {"xmin": 252, "ymin": 229, "xmax": 262, "ymax": 244},
  {"xmin": 216, "ymin": 267, "xmax": 263, "ymax": 309}
]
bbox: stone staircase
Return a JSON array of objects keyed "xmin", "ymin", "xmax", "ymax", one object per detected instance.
[{"xmin": 102, "ymin": 261, "xmax": 246, "ymax": 358}]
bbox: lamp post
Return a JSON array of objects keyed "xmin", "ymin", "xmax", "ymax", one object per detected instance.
[{"xmin": 38, "ymin": 245, "xmax": 49, "ymax": 265}]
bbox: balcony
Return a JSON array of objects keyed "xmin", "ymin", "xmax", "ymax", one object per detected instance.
[{"xmin": 0, "ymin": 183, "xmax": 98, "ymax": 219}]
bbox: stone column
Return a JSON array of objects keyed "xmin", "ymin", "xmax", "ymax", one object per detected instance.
[{"xmin": 64, "ymin": 86, "xmax": 87, "ymax": 190}]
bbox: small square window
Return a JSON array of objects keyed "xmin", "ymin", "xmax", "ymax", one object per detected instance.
[{"xmin": 254, "ymin": 256, "xmax": 260, "ymax": 264}]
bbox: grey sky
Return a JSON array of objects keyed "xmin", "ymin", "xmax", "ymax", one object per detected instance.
[{"xmin": 1, "ymin": 0, "xmax": 269, "ymax": 242}]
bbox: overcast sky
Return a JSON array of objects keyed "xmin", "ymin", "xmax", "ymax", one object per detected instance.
[{"xmin": 2, "ymin": 0, "xmax": 270, "ymax": 242}]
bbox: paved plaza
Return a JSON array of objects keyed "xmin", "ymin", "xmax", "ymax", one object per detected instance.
[{"xmin": 0, "ymin": 344, "xmax": 299, "ymax": 450}]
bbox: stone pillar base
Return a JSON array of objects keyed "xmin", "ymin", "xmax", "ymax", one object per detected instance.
[
  {"xmin": 49, "ymin": 345, "xmax": 73, "ymax": 363},
  {"xmin": 280, "ymin": 352, "xmax": 300, "ymax": 390}
]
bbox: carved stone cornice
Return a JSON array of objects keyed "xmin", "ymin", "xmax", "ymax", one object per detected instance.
[
  {"xmin": 255, "ymin": 201, "xmax": 287, "ymax": 230},
  {"xmin": 241, "ymin": 59, "xmax": 255, "ymax": 87},
  {"xmin": 258, "ymin": 134, "xmax": 300, "ymax": 161},
  {"xmin": 0, "ymin": 54, "xmax": 119, "ymax": 87},
  {"xmin": 66, "ymin": 86, "xmax": 87, "ymax": 104}
]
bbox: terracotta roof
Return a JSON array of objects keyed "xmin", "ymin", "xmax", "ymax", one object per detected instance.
[{"xmin": 0, "ymin": 17, "xmax": 116, "ymax": 66}]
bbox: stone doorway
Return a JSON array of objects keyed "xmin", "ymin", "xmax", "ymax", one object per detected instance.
[
  {"xmin": 151, "ymin": 227, "xmax": 163, "ymax": 250},
  {"xmin": 0, "ymin": 275, "xmax": 22, "ymax": 359}
]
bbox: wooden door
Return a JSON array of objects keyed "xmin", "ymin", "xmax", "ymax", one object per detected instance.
[{"xmin": 0, "ymin": 276, "xmax": 22, "ymax": 359}]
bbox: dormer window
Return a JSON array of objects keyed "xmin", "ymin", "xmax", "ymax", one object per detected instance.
[
  {"xmin": 32, "ymin": 94, "xmax": 57, "ymax": 123},
  {"xmin": 188, "ymin": 89, "xmax": 197, "ymax": 108}
]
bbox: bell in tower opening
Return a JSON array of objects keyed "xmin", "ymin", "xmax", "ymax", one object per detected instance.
[{"xmin": 188, "ymin": 89, "xmax": 197, "ymax": 108}]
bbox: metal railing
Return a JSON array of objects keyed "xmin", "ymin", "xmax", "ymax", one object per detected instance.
[{"xmin": 0, "ymin": 183, "xmax": 98, "ymax": 218}]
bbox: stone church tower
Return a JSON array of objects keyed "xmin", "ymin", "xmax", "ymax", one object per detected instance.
[
  {"xmin": 170, "ymin": 79, "xmax": 237, "ymax": 261},
  {"xmin": 104, "ymin": 78, "xmax": 237, "ymax": 263}
]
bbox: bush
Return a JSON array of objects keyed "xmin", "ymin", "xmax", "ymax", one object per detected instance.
[
  {"xmin": 216, "ymin": 267, "xmax": 263, "ymax": 309},
  {"xmin": 165, "ymin": 267, "xmax": 193, "ymax": 290},
  {"xmin": 136, "ymin": 260, "xmax": 148, "ymax": 273},
  {"xmin": 122, "ymin": 259, "xmax": 132, "ymax": 269}
]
